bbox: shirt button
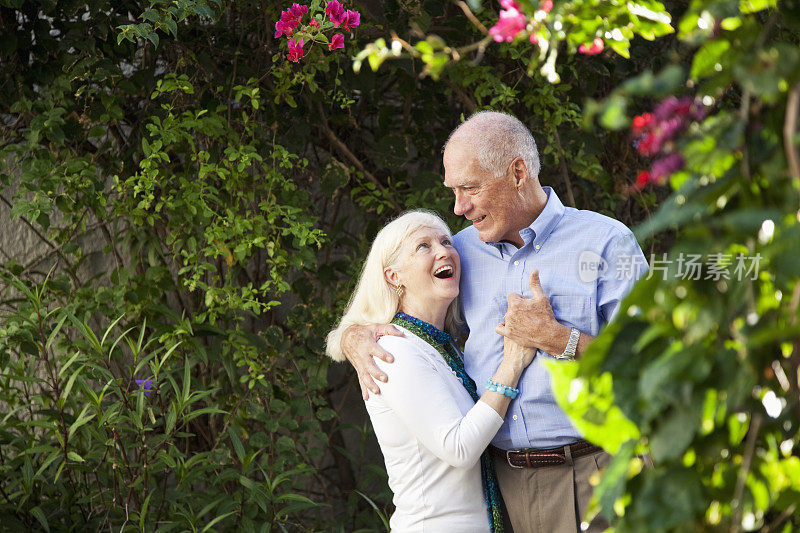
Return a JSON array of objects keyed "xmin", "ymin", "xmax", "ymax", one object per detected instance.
[
  {"xmin": 513, "ymin": 260, "xmax": 519, "ymax": 266},
  {"xmin": 512, "ymin": 415, "xmax": 518, "ymax": 421},
  {"xmin": 535, "ymin": 244, "xmax": 541, "ymax": 250}
]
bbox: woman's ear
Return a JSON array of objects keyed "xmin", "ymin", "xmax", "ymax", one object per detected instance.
[{"xmin": 384, "ymin": 266, "xmax": 400, "ymax": 288}]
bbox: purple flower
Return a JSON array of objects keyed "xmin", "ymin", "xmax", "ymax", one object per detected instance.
[
  {"xmin": 658, "ymin": 116, "xmax": 687, "ymax": 143},
  {"xmin": 650, "ymin": 153, "xmax": 686, "ymax": 181},
  {"xmin": 653, "ymin": 96, "xmax": 694, "ymax": 121},
  {"xmin": 135, "ymin": 379, "xmax": 154, "ymax": 396}
]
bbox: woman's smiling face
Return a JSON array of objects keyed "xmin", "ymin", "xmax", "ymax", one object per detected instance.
[{"xmin": 385, "ymin": 226, "xmax": 460, "ymax": 323}]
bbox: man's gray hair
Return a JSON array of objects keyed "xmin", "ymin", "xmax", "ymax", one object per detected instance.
[{"xmin": 445, "ymin": 111, "xmax": 540, "ymax": 179}]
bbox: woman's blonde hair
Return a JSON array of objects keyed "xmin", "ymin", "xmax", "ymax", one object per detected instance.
[{"xmin": 326, "ymin": 210, "xmax": 463, "ymax": 361}]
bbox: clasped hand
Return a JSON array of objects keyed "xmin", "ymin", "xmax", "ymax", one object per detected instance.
[{"xmin": 495, "ymin": 269, "xmax": 561, "ymax": 353}]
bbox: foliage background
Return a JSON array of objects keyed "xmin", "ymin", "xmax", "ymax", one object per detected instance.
[{"xmin": 0, "ymin": 0, "xmax": 797, "ymax": 531}]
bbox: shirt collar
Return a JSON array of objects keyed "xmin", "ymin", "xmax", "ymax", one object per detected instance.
[
  {"xmin": 528, "ymin": 186, "xmax": 565, "ymax": 248},
  {"xmin": 486, "ymin": 186, "xmax": 565, "ymax": 253}
]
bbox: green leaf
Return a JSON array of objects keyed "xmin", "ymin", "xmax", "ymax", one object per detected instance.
[
  {"xmin": 599, "ymin": 95, "xmax": 629, "ymax": 130},
  {"xmin": 201, "ymin": 511, "xmax": 237, "ymax": 532},
  {"xmin": 30, "ymin": 507, "xmax": 50, "ymax": 533},
  {"xmin": 608, "ymin": 39, "xmax": 631, "ymax": 59},
  {"xmin": 548, "ymin": 361, "xmax": 640, "ymax": 454},
  {"xmin": 315, "ymin": 407, "xmax": 336, "ymax": 421},
  {"xmin": 68, "ymin": 404, "xmax": 95, "ymax": 439},
  {"xmin": 184, "ymin": 406, "xmax": 227, "ymax": 422},
  {"xmin": 690, "ymin": 39, "xmax": 730, "ymax": 78},
  {"xmin": 228, "ymin": 426, "xmax": 246, "ymax": 463},
  {"xmin": 649, "ymin": 407, "xmax": 697, "ymax": 461},
  {"xmin": 60, "ymin": 364, "xmax": 85, "ymax": 405},
  {"xmin": 739, "ymin": 0, "xmax": 777, "ymax": 13},
  {"xmin": 67, "ymin": 451, "xmax": 85, "ymax": 462}
]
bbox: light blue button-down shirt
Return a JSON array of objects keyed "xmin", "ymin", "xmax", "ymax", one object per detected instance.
[{"xmin": 453, "ymin": 187, "xmax": 647, "ymax": 450}]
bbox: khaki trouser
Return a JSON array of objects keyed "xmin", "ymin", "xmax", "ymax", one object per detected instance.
[{"xmin": 494, "ymin": 449, "xmax": 612, "ymax": 533}]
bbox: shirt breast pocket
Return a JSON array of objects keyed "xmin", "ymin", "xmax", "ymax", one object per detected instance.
[{"xmin": 549, "ymin": 294, "xmax": 594, "ymax": 333}]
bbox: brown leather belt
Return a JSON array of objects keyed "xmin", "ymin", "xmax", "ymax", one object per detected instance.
[{"xmin": 492, "ymin": 440, "xmax": 603, "ymax": 469}]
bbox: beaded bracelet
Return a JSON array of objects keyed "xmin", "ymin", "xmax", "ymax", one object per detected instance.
[{"xmin": 485, "ymin": 379, "xmax": 519, "ymax": 399}]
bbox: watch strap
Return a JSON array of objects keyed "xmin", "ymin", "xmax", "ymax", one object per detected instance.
[{"xmin": 555, "ymin": 327, "xmax": 580, "ymax": 360}]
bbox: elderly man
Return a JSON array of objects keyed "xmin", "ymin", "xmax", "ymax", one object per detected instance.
[{"xmin": 330, "ymin": 111, "xmax": 646, "ymax": 532}]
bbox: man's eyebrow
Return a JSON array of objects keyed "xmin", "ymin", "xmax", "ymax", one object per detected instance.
[{"xmin": 444, "ymin": 181, "xmax": 474, "ymax": 188}]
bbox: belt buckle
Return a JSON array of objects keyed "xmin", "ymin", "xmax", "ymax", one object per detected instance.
[{"xmin": 506, "ymin": 450, "xmax": 524, "ymax": 469}]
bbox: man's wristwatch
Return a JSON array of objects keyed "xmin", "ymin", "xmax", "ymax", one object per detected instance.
[{"xmin": 554, "ymin": 327, "xmax": 580, "ymax": 360}]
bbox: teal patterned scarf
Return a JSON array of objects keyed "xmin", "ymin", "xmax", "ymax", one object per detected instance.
[{"xmin": 392, "ymin": 313, "xmax": 504, "ymax": 533}]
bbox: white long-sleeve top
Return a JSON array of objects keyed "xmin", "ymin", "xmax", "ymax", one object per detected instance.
[{"xmin": 365, "ymin": 326, "xmax": 504, "ymax": 532}]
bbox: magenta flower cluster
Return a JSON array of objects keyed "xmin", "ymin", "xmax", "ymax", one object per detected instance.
[
  {"xmin": 488, "ymin": 0, "xmax": 606, "ymax": 54},
  {"xmin": 632, "ymin": 96, "xmax": 708, "ymax": 188},
  {"xmin": 325, "ymin": 0, "xmax": 360, "ymax": 30},
  {"xmin": 489, "ymin": 0, "xmax": 530, "ymax": 42},
  {"xmin": 274, "ymin": 3, "xmax": 308, "ymax": 39},
  {"xmin": 274, "ymin": 1, "xmax": 360, "ymax": 62}
]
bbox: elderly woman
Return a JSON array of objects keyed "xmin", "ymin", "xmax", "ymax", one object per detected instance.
[{"xmin": 327, "ymin": 210, "xmax": 535, "ymax": 533}]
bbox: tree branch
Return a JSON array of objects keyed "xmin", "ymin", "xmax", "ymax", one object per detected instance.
[
  {"xmin": 552, "ymin": 128, "xmax": 576, "ymax": 207},
  {"xmin": 782, "ymin": 81, "xmax": 800, "ymax": 199},
  {"xmin": 0, "ymin": 194, "xmax": 81, "ymax": 286},
  {"xmin": 731, "ymin": 412, "xmax": 763, "ymax": 533},
  {"xmin": 455, "ymin": 1, "xmax": 488, "ymax": 35},
  {"xmin": 312, "ymin": 100, "xmax": 401, "ymax": 211},
  {"xmin": 760, "ymin": 503, "xmax": 797, "ymax": 533}
]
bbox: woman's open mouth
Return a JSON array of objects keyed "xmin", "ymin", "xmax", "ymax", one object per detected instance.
[{"xmin": 433, "ymin": 266, "xmax": 454, "ymax": 279}]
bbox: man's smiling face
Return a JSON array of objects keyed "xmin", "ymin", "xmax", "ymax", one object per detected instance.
[{"xmin": 443, "ymin": 138, "xmax": 527, "ymax": 245}]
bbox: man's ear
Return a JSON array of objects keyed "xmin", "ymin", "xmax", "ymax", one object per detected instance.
[{"xmin": 511, "ymin": 157, "xmax": 528, "ymax": 189}]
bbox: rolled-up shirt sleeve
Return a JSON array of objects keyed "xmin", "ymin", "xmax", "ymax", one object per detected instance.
[{"xmin": 373, "ymin": 335, "xmax": 503, "ymax": 469}]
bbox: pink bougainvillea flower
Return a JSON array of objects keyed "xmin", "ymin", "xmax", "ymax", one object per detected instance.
[
  {"xmin": 329, "ymin": 32, "xmax": 344, "ymax": 50},
  {"xmin": 274, "ymin": 8, "xmax": 302, "ymax": 38},
  {"xmin": 309, "ymin": 18, "xmax": 320, "ymax": 28},
  {"xmin": 578, "ymin": 38, "xmax": 604, "ymax": 54},
  {"xmin": 287, "ymin": 3, "xmax": 308, "ymax": 19},
  {"xmin": 274, "ymin": 20, "xmax": 287, "ymax": 38},
  {"xmin": 287, "ymin": 38, "xmax": 304, "ymax": 62},
  {"xmin": 342, "ymin": 9, "xmax": 360, "ymax": 30},
  {"xmin": 326, "ymin": 0, "xmax": 346, "ymax": 26},
  {"xmin": 274, "ymin": 17, "xmax": 294, "ymax": 38},
  {"xmin": 489, "ymin": 1, "xmax": 527, "ymax": 42},
  {"xmin": 539, "ymin": 0, "xmax": 553, "ymax": 12}
]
